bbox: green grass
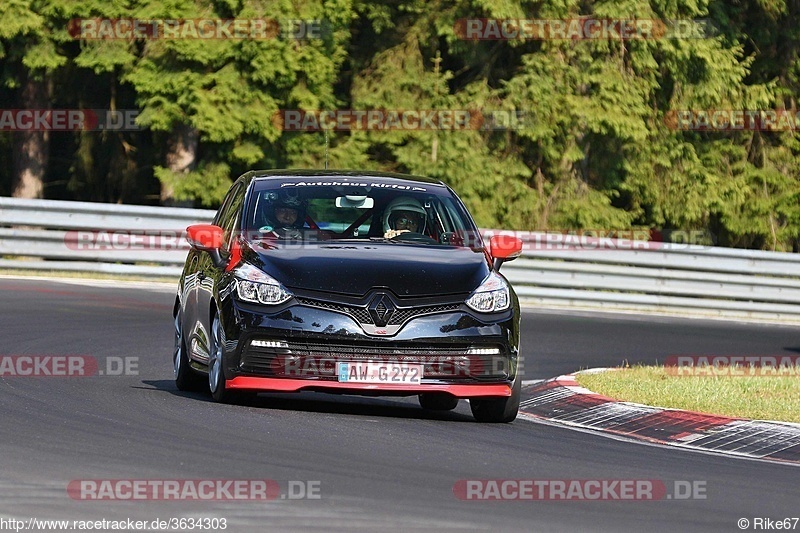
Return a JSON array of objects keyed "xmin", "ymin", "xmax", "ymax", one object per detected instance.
[{"xmin": 575, "ymin": 366, "xmax": 800, "ymax": 424}]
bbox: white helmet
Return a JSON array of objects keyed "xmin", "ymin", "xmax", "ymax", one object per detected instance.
[{"xmin": 382, "ymin": 197, "xmax": 427, "ymax": 234}]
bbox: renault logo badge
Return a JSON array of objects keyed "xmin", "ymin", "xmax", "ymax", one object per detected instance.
[{"xmin": 368, "ymin": 294, "xmax": 395, "ymax": 327}]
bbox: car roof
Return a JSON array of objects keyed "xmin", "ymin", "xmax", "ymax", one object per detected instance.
[{"xmin": 248, "ymin": 169, "xmax": 448, "ymax": 188}]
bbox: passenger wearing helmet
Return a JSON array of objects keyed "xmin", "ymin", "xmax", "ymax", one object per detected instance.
[{"xmin": 383, "ymin": 197, "xmax": 427, "ymax": 239}]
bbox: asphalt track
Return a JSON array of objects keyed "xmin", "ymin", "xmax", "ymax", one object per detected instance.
[{"xmin": 1, "ymin": 277, "xmax": 799, "ymax": 532}]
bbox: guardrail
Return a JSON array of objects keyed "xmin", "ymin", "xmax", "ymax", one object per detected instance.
[
  {"xmin": 0, "ymin": 197, "xmax": 215, "ymax": 277},
  {"xmin": 2, "ymin": 197, "xmax": 799, "ymax": 323}
]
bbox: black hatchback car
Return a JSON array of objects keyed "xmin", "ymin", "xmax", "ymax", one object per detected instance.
[{"xmin": 173, "ymin": 170, "xmax": 524, "ymax": 422}]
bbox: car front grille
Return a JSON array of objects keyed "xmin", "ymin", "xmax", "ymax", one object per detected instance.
[
  {"xmin": 295, "ymin": 297, "xmax": 461, "ymax": 326},
  {"xmin": 295, "ymin": 298, "xmax": 373, "ymax": 324}
]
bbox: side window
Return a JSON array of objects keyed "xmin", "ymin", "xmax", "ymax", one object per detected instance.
[{"xmin": 216, "ymin": 183, "xmax": 244, "ymax": 251}]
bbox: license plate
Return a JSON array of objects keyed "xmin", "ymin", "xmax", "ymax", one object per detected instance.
[{"xmin": 337, "ymin": 362, "xmax": 423, "ymax": 384}]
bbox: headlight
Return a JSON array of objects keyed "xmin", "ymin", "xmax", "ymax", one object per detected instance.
[
  {"xmin": 233, "ymin": 263, "xmax": 293, "ymax": 305},
  {"xmin": 466, "ymin": 272, "xmax": 510, "ymax": 313}
]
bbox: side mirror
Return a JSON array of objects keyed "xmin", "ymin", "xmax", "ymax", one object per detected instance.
[
  {"xmin": 489, "ymin": 235, "xmax": 523, "ymax": 270},
  {"xmin": 186, "ymin": 224, "xmax": 227, "ymax": 268}
]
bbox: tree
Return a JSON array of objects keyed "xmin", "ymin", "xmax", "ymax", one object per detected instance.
[
  {"xmin": 0, "ymin": 0, "xmax": 68, "ymax": 198},
  {"xmin": 125, "ymin": 0, "xmax": 356, "ymax": 206}
]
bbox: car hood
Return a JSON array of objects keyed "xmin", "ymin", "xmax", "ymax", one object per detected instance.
[{"xmin": 246, "ymin": 241, "xmax": 490, "ymax": 297}]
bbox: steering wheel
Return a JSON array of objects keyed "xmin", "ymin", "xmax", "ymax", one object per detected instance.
[
  {"xmin": 390, "ymin": 232, "xmax": 438, "ymax": 244},
  {"xmin": 265, "ymin": 227, "xmax": 303, "ymax": 240}
]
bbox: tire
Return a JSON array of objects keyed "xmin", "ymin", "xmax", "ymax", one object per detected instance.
[
  {"xmin": 418, "ymin": 393, "xmax": 459, "ymax": 411},
  {"xmin": 174, "ymin": 309, "xmax": 205, "ymax": 392},
  {"xmin": 208, "ymin": 312, "xmax": 244, "ymax": 404},
  {"xmin": 469, "ymin": 377, "xmax": 521, "ymax": 423}
]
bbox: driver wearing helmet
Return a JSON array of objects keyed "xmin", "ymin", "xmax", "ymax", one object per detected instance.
[
  {"xmin": 259, "ymin": 192, "xmax": 306, "ymax": 235},
  {"xmin": 383, "ymin": 197, "xmax": 427, "ymax": 239}
]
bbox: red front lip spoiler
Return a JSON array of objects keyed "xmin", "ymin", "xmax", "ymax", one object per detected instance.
[{"xmin": 226, "ymin": 376, "xmax": 512, "ymax": 398}]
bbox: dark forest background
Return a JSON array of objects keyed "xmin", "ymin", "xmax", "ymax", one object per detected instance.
[{"xmin": 1, "ymin": 0, "xmax": 799, "ymax": 250}]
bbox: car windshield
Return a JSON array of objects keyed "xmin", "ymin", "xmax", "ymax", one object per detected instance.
[{"xmin": 243, "ymin": 177, "xmax": 483, "ymax": 248}]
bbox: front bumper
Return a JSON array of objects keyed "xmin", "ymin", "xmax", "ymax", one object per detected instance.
[
  {"xmin": 219, "ymin": 291, "xmax": 520, "ymax": 397},
  {"xmin": 226, "ymin": 377, "xmax": 513, "ymax": 398}
]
